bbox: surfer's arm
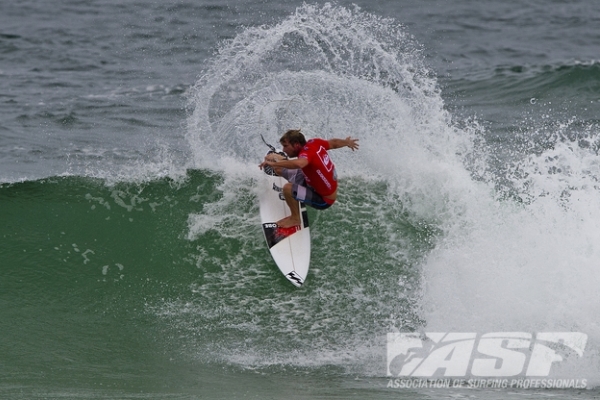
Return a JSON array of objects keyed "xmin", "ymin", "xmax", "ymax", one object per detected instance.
[
  {"xmin": 328, "ymin": 137, "xmax": 359, "ymax": 151},
  {"xmin": 260, "ymin": 157, "xmax": 308, "ymax": 171}
]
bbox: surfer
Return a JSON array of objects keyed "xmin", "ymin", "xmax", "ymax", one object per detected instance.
[{"xmin": 259, "ymin": 129, "xmax": 359, "ymax": 228}]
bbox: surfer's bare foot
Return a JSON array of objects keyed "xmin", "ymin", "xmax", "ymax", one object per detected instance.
[{"xmin": 277, "ymin": 216, "xmax": 300, "ymax": 228}]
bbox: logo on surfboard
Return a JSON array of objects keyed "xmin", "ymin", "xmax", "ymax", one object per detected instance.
[
  {"xmin": 286, "ymin": 271, "xmax": 304, "ymax": 286},
  {"xmin": 262, "ymin": 222, "xmax": 300, "ymax": 248}
]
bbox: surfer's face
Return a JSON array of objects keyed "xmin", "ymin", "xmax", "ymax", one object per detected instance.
[{"xmin": 281, "ymin": 140, "xmax": 300, "ymax": 157}]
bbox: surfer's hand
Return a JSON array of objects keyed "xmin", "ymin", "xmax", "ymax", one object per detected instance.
[
  {"xmin": 259, "ymin": 159, "xmax": 269, "ymax": 170},
  {"xmin": 346, "ymin": 137, "xmax": 359, "ymax": 151},
  {"xmin": 259, "ymin": 154, "xmax": 285, "ymax": 169},
  {"xmin": 262, "ymin": 154, "xmax": 285, "ymax": 165}
]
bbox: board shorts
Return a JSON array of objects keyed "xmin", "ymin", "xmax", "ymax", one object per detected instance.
[{"xmin": 279, "ymin": 168, "xmax": 334, "ymax": 210}]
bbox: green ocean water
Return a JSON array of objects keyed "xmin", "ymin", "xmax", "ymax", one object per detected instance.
[
  {"xmin": 1, "ymin": 174, "xmax": 205, "ymax": 391},
  {"xmin": 0, "ymin": 171, "xmax": 430, "ymax": 394}
]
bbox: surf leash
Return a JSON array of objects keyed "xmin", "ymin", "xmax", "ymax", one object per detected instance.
[{"xmin": 260, "ymin": 134, "xmax": 276, "ymax": 152}]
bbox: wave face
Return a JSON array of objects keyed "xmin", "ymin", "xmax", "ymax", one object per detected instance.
[
  {"xmin": 183, "ymin": 3, "xmax": 452, "ymax": 371},
  {"xmin": 2, "ymin": 2, "xmax": 600, "ymax": 393}
]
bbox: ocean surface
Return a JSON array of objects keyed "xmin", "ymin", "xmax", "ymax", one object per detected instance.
[{"xmin": 1, "ymin": 0, "xmax": 600, "ymax": 398}]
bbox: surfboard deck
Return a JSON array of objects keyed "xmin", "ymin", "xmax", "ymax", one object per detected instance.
[{"xmin": 259, "ymin": 157, "xmax": 311, "ymax": 287}]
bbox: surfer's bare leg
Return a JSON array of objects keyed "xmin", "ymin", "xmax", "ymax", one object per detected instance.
[{"xmin": 277, "ymin": 182, "xmax": 301, "ymax": 228}]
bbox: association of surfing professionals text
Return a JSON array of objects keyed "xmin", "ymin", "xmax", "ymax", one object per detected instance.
[{"xmin": 387, "ymin": 378, "xmax": 587, "ymax": 389}]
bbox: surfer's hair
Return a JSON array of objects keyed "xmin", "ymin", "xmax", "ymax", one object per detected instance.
[{"xmin": 280, "ymin": 129, "xmax": 306, "ymax": 146}]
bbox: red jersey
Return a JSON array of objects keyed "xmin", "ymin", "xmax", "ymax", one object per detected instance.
[{"xmin": 298, "ymin": 138, "xmax": 338, "ymax": 197}]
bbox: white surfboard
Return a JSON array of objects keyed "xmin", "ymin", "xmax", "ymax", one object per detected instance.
[{"xmin": 259, "ymin": 154, "xmax": 311, "ymax": 287}]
